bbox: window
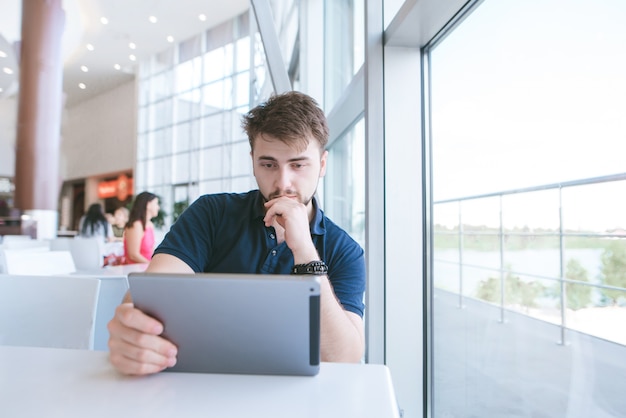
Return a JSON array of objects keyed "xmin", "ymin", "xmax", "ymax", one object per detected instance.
[
  {"xmin": 136, "ymin": 12, "xmax": 256, "ymax": 227},
  {"xmin": 429, "ymin": 1, "xmax": 626, "ymax": 416}
]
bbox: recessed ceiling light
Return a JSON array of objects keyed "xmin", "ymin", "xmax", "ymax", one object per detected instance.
[
  {"xmin": 114, "ymin": 64, "xmax": 121, "ymax": 70},
  {"xmin": 148, "ymin": 16, "xmax": 158, "ymax": 23},
  {"xmin": 78, "ymin": 83, "xmax": 86, "ymax": 89},
  {"xmin": 166, "ymin": 35, "xmax": 174, "ymax": 43},
  {"xmin": 80, "ymin": 65, "xmax": 88, "ymax": 72},
  {"xmin": 100, "ymin": 17, "xmax": 108, "ymax": 25},
  {"xmin": 2, "ymin": 67, "xmax": 13, "ymax": 75},
  {"xmin": 0, "ymin": 87, "xmax": 3, "ymax": 93},
  {"xmin": 0, "ymin": 50, "xmax": 6, "ymax": 58},
  {"xmin": 129, "ymin": 54, "xmax": 136, "ymax": 61},
  {"xmin": 198, "ymin": 14, "xmax": 207, "ymax": 21},
  {"xmin": 86, "ymin": 44, "xmax": 94, "ymax": 51},
  {"xmin": 129, "ymin": 42, "xmax": 136, "ymax": 50}
]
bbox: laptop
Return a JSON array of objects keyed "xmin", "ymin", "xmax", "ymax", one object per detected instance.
[{"xmin": 127, "ymin": 272, "xmax": 321, "ymax": 376}]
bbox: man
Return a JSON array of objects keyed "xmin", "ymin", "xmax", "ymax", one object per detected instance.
[{"xmin": 107, "ymin": 91, "xmax": 366, "ymax": 375}]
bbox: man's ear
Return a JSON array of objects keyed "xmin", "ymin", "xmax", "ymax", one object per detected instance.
[{"xmin": 319, "ymin": 150, "xmax": 329, "ymax": 178}]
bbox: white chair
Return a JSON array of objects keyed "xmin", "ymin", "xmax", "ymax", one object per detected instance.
[
  {"xmin": 0, "ymin": 235, "xmax": 48, "ymax": 250},
  {"xmin": 70, "ymin": 237, "xmax": 105, "ymax": 272},
  {"xmin": 49, "ymin": 237, "xmax": 73, "ymax": 251},
  {"xmin": 72, "ymin": 274, "xmax": 129, "ymax": 351},
  {"xmin": 0, "ymin": 275, "xmax": 101, "ymax": 349},
  {"xmin": 1, "ymin": 248, "xmax": 76, "ymax": 275},
  {"xmin": 1, "ymin": 235, "xmax": 32, "ymax": 245}
]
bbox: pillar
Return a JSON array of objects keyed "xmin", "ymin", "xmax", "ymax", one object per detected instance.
[{"xmin": 14, "ymin": 0, "xmax": 66, "ymax": 239}]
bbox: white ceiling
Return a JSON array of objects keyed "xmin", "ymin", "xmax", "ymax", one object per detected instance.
[{"xmin": 0, "ymin": 0, "xmax": 249, "ymax": 107}]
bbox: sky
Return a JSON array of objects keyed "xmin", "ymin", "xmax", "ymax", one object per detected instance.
[{"xmin": 430, "ymin": 0, "xmax": 626, "ymax": 231}]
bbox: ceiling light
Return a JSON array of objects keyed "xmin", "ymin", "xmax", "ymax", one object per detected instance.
[
  {"xmin": 100, "ymin": 17, "xmax": 108, "ymax": 25},
  {"xmin": 78, "ymin": 83, "xmax": 86, "ymax": 89},
  {"xmin": 80, "ymin": 65, "xmax": 88, "ymax": 72},
  {"xmin": 114, "ymin": 64, "xmax": 121, "ymax": 70},
  {"xmin": 129, "ymin": 42, "xmax": 136, "ymax": 50},
  {"xmin": 2, "ymin": 67, "xmax": 13, "ymax": 75},
  {"xmin": 0, "ymin": 50, "xmax": 6, "ymax": 58},
  {"xmin": 86, "ymin": 44, "xmax": 94, "ymax": 51},
  {"xmin": 0, "ymin": 87, "xmax": 3, "ymax": 93},
  {"xmin": 129, "ymin": 54, "xmax": 136, "ymax": 61},
  {"xmin": 148, "ymin": 16, "xmax": 158, "ymax": 23},
  {"xmin": 166, "ymin": 35, "xmax": 174, "ymax": 43},
  {"xmin": 198, "ymin": 14, "xmax": 207, "ymax": 21}
]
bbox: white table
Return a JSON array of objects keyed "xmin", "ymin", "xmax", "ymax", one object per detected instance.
[
  {"xmin": 0, "ymin": 346, "xmax": 400, "ymax": 418},
  {"xmin": 100, "ymin": 262, "xmax": 149, "ymax": 275}
]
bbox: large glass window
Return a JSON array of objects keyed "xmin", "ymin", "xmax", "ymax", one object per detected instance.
[
  {"xmin": 323, "ymin": 0, "xmax": 364, "ymax": 110},
  {"xmin": 324, "ymin": 118, "xmax": 365, "ymax": 247},
  {"xmin": 429, "ymin": 1, "xmax": 626, "ymax": 417},
  {"xmin": 136, "ymin": 12, "xmax": 257, "ymax": 228},
  {"xmin": 321, "ymin": 0, "xmax": 366, "ymax": 245}
]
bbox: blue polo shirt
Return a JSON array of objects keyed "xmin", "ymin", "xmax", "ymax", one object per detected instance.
[{"xmin": 154, "ymin": 190, "xmax": 366, "ymax": 317}]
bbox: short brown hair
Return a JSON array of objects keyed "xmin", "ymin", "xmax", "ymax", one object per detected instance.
[{"xmin": 242, "ymin": 91, "xmax": 329, "ymax": 152}]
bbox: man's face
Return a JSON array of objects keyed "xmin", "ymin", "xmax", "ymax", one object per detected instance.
[{"xmin": 251, "ymin": 134, "xmax": 328, "ymax": 209}]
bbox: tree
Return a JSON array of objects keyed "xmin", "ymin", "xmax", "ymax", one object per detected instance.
[
  {"xmin": 173, "ymin": 199, "xmax": 189, "ymax": 223},
  {"xmin": 476, "ymin": 277, "xmax": 500, "ymax": 303},
  {"xmin": 563, "ymin": 258, "xmax": 592, "ymax": 310},
  {"xmin": 599, "ymin": 240, "xmax": 626, "ymax": 305},
  {"xmin": 476, "ymin": 270, "xmax": 543, "ymax": 311}
]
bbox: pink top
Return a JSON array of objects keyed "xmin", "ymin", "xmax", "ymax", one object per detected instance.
[{"xmin": 124, "ymin": 226, "xmax": 155, "ymax": 264}]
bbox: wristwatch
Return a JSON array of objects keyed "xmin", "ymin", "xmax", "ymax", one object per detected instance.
[{"xmin": 291, "ymin": 260, "xmax": 328, "ymax": 275}]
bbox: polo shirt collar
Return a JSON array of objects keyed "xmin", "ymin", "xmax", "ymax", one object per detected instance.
[{"xmin": 309, "ymin": 196, "xmax": 326, "ymax": 236}]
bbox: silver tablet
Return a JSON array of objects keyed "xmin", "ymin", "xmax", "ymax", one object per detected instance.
[{"xmin": 128, "ymin": 272, "xmax": 321, "ymax": 376}]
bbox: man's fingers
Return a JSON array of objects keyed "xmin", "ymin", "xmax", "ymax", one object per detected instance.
[
  {"xmin": 107, "ymin": 303, "xmax": 178, "ymax": 375},
  {"xmin": 115, "ymin": 303, "xmax": 163, "ymax": 335},
  {"xmin": 108, "ymin": 336, "xmax": 176, "ymax": 375}
]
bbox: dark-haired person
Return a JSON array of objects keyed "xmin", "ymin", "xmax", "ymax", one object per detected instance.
[
  {"xmin": 78, "ymin": 203, "xmax": 114, "ymax": 243},
  {"xmin": 123, "ymin": 192, "xmax": 160, "ymax": 264},
  {"xmin": 108, "ymin": 91, "xmax": 366, "ymax": 375}
]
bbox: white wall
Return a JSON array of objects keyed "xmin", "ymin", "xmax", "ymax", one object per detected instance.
[
  {"xmin": 61, "ymin": 81, "xmax": 136, "ymax": 181},
  {"xmin": 0, "ymin": 98, "xmax": 17, "ymax": 177}
]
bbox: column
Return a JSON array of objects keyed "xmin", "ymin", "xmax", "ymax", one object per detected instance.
[{"xmin": 14, "ymin": 0, "xmax": 66, "ymax": 239}]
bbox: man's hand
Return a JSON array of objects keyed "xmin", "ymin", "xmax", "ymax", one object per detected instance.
[
  {"xmin": 263, "ymin": 197, "xmax": 317, "ymax": 260},
  {"xmin": 107, "ymin": 303, "xmax": 178, "ymax": 375}
]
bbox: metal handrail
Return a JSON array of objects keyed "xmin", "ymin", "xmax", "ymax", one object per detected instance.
[
  {"xmin": 433, "ymin": 172, "xmax": 626, "ymax": 345},
  {"xmin": 434, "ymin": 172, "xmax": 626, "ymax": 204}
]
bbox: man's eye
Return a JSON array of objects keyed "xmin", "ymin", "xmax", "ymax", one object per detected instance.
[
  {"xmin": 292, "ymin": 163, "xmax": 305, "ymax": 169},
  {"xmin": 262, "ymin": 163, "xmax": 276, "ymax": 168}
]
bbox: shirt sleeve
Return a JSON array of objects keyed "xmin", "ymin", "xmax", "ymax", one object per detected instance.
[
  {"xmin": 324, "ymin": 230, "xmax": 366, "ymax": 318},
  {"xmin": 154, "ymin": 195, "xmax": 216, "ymax": 272}
]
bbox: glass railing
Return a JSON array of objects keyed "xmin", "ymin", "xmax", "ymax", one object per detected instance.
[{"xmin": 433, "ymin": 172, "xmax": 626, "ymax": 346}]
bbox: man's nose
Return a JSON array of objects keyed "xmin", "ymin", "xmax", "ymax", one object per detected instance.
[{"xmin": 276, "ymin": 167, "xmax": 293, "ymax": 190}]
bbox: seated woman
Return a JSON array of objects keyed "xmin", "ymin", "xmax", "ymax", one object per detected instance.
[
  {"xmin": 123, "ymin": 192, "xmax": 160, "ymax": 264},
  {"xmin": 78, "ymin": 203, "xmax": 114, "ymax": 243}
]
